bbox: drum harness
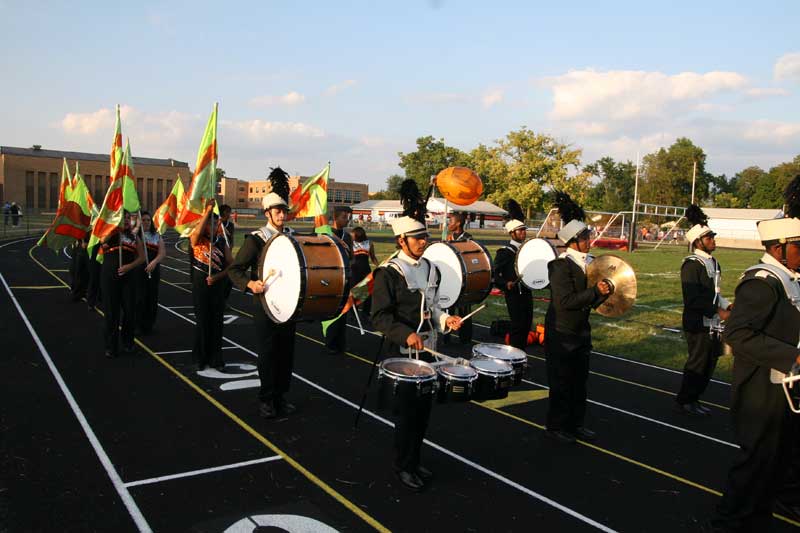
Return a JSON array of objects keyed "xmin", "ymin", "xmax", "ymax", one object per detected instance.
[
  {"xmin": 683, "ymin": 252, "xmax": 729, "ymax": 338},
  {"xmin": 503, "ymin": 241, "xmax": 526, "ymax": 294},
  {"xmin": 387, "ymin": 256, "xmax": 444, "ymax": 358}
]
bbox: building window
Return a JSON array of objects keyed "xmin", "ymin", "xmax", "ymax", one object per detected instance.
[
  {"xmin": 344, "ymin": 190, "xmax": 352, "ymax": 203},
  {"xmin": 156, "ymin": 178, "xmax": 164, "ymax": 207},
  {"xmin": 334, "ymin": 189, "xmax": 343, "ymax": 203},
  {"xmin": 38, "ymin": 172, "xmax": 46, "ymax": 209},
  {"xmin": 25, "ymin": 171, "xmax": 34, "ymax": 208},
  {"xmin": 166, "ymin": 179, "xmax": 172, "ymax": 195},
  {"xmin": 146, "ymin": 178, "xmax": 154, "ymax": 211},
  {"xmin": 353, "ymin": 191, "xmax": 361, "ymax": 203},
  {"xmin": 95, "ymin": 176, "xmax": 104, "ymax": 203},
  {"xmin": 49, "ymin": 172, "xmax": 59, "ymax": 209},
  {"xmin": 137, "ymin": 178, "xmax": 144, "ymax": 202}
]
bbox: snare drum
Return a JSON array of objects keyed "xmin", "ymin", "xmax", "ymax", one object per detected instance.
[
  {"xmin": 470, "ymin": 359, "xmax": 514, "ymax": 401},
  {"xmin": 472, "ymin": 343, "xmax": 528, "ymax": 385},
  {"xmin": 515, "ymin": 238, "xmax": 558, "ymax": 290},
  {"xmin": 436, "ymin": 364, "xmax": 478, "ymax": 403},
  {"xmin": 422, "ymin": 240, "xmax": 493, "ymax": 309},
  {"xmin": 257, "ymin": 233, "xmax": 351, "ymax": 323},
  {"xmin": 378, "ymin": 358, "xmax": 438, "ymax": 409}
]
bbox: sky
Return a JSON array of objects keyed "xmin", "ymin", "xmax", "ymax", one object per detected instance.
[{"xmin": 2, "ymin": 1, "xmax": 799, "ymax": 191}]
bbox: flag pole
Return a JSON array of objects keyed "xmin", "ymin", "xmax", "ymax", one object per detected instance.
[
  {"xmin": 208, "ymin": 102, "xmax": 219, "ymax": 281},
  {"xmin": 138, "ymin": 209, "xmax": 151, "ymax": 279}
]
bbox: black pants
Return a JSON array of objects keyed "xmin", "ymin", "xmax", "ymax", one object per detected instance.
[
  {"xmin": 137, "ymin": 266, "xmax": 160, "ymax": 334},
  {"xmin": 324, "ymin": 313, "xmax": 348, "ymax": 353},
  {"xmin": 192, "ymin": 270, "xmax": 226, "ymax": 369},
  {"xmin": 676, "ymin": 330, "xmax": 721, "ymax": 405},
  {"xmin": 545, "ymin": 331, "xmax": 591, "ymax": 432},
  {"xmin": 87, "ymin": 247, "xmax": 101, "ymax": 307},
  {"xmin": 394, "ymin": 392, "xmax": 433, "ymax": 473},
  {"xmin": 253, "ymin": 308, "xmax": 296, "ymax": 402},
  {"xmin": 505, "ymin": 288, "xmax": 533, "ymax": 350},
  {"xmin": 69, "ymin": 243, "xmax": 89, "ymax": 301},
  {"xmin": 101, "ymin": 263, "xmax": 137, "ymax": 355},
  {"xmin": 714, "ymin": 389, "xmax": 799, "ymax": 531}
]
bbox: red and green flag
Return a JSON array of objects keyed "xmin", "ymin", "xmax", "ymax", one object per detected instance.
[
  {"xmin": 289, "ymin": 162, "xmax": 331, "ymax": 234},
  {"xmin": 37, "ymin": 159, "xmax": 74, "ymax": 251},
  {"xmin": 110, "ymin": 105, "xmax": 123, "ymax": 183},
  {"xmin": 153, "ymin": 177, "xmax": 186, "ymax": 234},
  {"xmin": 120, "ymin": 140, "xmax": 141, "ymax": 213},
  {"xmin": 175, "ymin": 103, "xmax": 218, "ymax": 236}
]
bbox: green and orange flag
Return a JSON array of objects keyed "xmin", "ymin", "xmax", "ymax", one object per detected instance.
[
  {"xmin": 120, "ymin": 140, "xmax": 140, "ymax": 213},
  {"xmin": 110, "ymin": 105, "xmax": 123, "ymax": 183},
  {"xmin": 37, "ymin": 159, "xmax": 75, "ymax": 251},
  {"xmin": 153, "ymin": 177, "xmax": 186, "ymax": 234},
  {"xmin": 87, "ymin": 145, "xmax": 129, "ymax": 261},
  {"xmin": 289, "ymin": 162, "xmax": 331, "ymax": 234},
  {"xmin": 176, "ymin": 103, "xmax": 218, "ymax": 236}
]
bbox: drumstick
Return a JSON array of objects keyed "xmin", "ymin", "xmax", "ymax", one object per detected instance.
[
  {"xmin": 423, "ymin": 347, "xmax": 457, "ymax": 364},
  {"xmin": 458, "ymin": 304, "xmax": 486, "ymax": 323}
]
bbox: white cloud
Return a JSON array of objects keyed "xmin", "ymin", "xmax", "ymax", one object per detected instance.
[
  {"xmin": 481, "ymin": 88, "xmax": 505, "ymax": 109},
  {"xmin": 741, "ymin": 120, "xmax": 800, "ymax": 143},
  {"xmin": 572, "ymin": 121, "xmax": 610, "ymax": 136},
  {"xmin": 249, "ymin": 91, "xmax": 306, "ymax": 107},
  {"xmin": 745, "ymin": 87, "xmax": 790, "ymax": 98},
  {"xmin": 223, "ymin": 119, "xmax": 325, "ymax": 140},
  {"xmin": 325, "ymin": 80, "xmax": 357, "ymax": 95},
  {"xmin": 775, "ymin": 52, "xmax": 800, "ymax": 82},
  {"xmin": 546, "ymin": 69, "xmax": 747, "ymax": 121}
]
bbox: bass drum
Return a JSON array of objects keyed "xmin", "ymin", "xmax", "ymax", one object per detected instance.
[
  {"xmin": 422, "ymin": 240, "xmax": 493, "ymax": 309},
  {"xmin": 257, "ymin": 233, "xmax": 351, "ymax": 323},
  {"xmin": 516, "ymin": 238, "xmax": 558, "ymax": 290}
]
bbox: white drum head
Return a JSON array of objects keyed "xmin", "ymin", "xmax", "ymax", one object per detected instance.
[
  {"xmin": 261, "ymin": 234, "xmax": 302, "ymax": 323},
  {"xmin": 516, "ymin": 238, "xmax": 557, "ymax": 290},
  {"xmin": 472, "ymin": 343, "xmax": 527, "ymax": 364},
  {"xmin": 422, "ymin": 242, "xmax": 462, "ymax": 309}
]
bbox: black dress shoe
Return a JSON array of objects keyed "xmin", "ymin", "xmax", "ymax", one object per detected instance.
[
  {"xmin": 695, "ymin": 402, "xmax": 712, "ymax": 415},
  {"xmin": 573, "ymin": 427, "xmax": 597, "ymax": 441},
  {"xmin": 675, "ymin": 402, "xmax": 708, "ymax": 416},
  {"xmin": 275, "ymin": 397, "xmax": 296, "ymax": 416},
  {"xmin": 545, "ymin": 429, "xmax": 576, "ymax": 444},
  {"xmin": 395, "ymin": 470, "xmax": 425, "ymax": 491},
  {"xmin": 105, "ymin": 350, "xmax": 116, "ymax": 359},
  {"xmin": 122, "ymin": 344, "xmax": 136, "ymax": 355},
  {"xmin": 416, "ymin": 465, "xmax": 434, "ymax": 482},
  {"xmin": 259, "ymin": 401, "xmax": 277, "ymax": 419}
]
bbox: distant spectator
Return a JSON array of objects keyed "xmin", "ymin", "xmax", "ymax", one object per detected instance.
[
  {"xmin": 219, "ymin": 204, "xmax": 234, "ymax": 246},
  {"xmin": 231, "ymin": 210, "xmax": 239, "ymax": 224},
  {"xmin": 9, "ymin": 202, "xmax": 21, "ymax": 226},
  {"xmin": 3, "ymin": 201, "xmax": 9, "ymax": 226}
]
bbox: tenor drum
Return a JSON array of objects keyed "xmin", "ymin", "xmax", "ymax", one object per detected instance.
[
  {"xmin": 472, "ymin": 343, "xmax": 527, "ymax": 385},
  {"xmin": 378, "ymin": 358, "xmax": 438, "ymax": 409},
  {"xmin": 422, "ymin": 240, "xmax": 493, "ymax": 309},
  {"xmin": 515, "ymin": 238, "xmax": 558, "ymax": 290},
  {"xmin": 470, "ymin": 359, "xmax": 514, "ymax": 401},
  {"xmin": 257, "ymin": 233, "xmax": 351, "ymax": 323},
  {"xmin": 436, "ymin": 363, "xmax": 478, "ymax": 403}
]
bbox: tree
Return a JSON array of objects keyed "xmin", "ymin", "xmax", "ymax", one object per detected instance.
[
  {"xmin": 582, "ymin": 157, "xmax": 636, "ymax": 212},
  {"xmin": 369, "ymin": 174, "xmax": 404, "ymax": 200},
  {"xmin": 470, "ymin": 127, "xmax": 589, "ymax": 217},
  {"xmin": 639, "ymin": 138, "xmax": 712, "ymax": 207},
  {"xmin": 397, "ymin": 136, "xmax": 472, "ymax": 194}
]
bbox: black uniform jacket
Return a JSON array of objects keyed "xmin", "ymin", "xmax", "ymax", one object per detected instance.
[
  {"xmin": 681, "ymin": 257, "xmax": 719, "ymax": 332},
  {"xmin": 371, "ymin": 263, "xmax": 440, "ymax": 350},
  {"xmin": 494, "ymin": 244, "xmax": 529, "ymax": 294},
  {"xmin": 545, "ymin": 257, "xmax": 607, "ymax": 339},
  {"xmin": 723, "ymin": 266, "xmax": 800, "ymax": 411},
  {"xmin": 449, "ymin": 231, "xmax": 473, "ymax": 242},
  {"xmin": 228, "ymin": 231, "xmax": 267, "ymax": 305}
]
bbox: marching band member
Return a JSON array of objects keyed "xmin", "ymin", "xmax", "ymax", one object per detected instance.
[
  {"xmin": 371, "ymin": 179, "xmax": 462, "ymax": 491},
  {"xmin": 351, "ymin": 226, "xmax": 378, "ymax": 314},
  {"xmin": 446, "ymin": 211, "xmax": 474, "ymax": 344},
  {"xmin": 675, "ymin": 205, "xmax": 731, "ymax": 416},
  {"xmin": 713, "ymin": 178, "xmax": 800, "ymax": 531},
  {"xmin": 69, "ymin": 233, "xmax": 90, "ymax": 302},
  {"xmin": 137, "ymin": 211, "xmax": 166, "ymax": 334},
  {"xmin": 544, "ymin": 192, "xmax": 611, "ymax": 444},
  {"xmin": 189, "ymin": 200, "xmax": 233, "ymax": 372},
  {"xmin": 324, "ymin": 205, "xmax": 354, "ymax": 356},
  {"xmin": 494, "ymin": 200, "xmax": 532, "ymax": 351},
  {"xmin": 228, "ymin": 167, "xmax": 298, "ymax": 419},
  {"xmin": 100, "ymin": 211, "xmax": 145, "ymax": 358}
]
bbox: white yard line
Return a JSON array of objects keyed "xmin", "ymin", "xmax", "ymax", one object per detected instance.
[{"xmin": 124, "ymin": 456, "xmax": 282, "ymax": 488}]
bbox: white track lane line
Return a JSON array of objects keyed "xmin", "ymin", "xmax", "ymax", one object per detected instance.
[
  {"xmin": 158, "ymin": 303, "xmax": 616, "ymax": 533},
  {"xmin": 1, "ymin": 273, "xmax": 152, "ymax": 533},
  {"xmin": 342, "ymin": 323, "xmax": 733, "ymax": 446},
  {"xmin": 124, "ymin": 456, "xmax": 282, "ymax": 488}
]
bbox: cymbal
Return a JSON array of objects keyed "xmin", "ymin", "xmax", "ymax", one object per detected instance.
[{"xmin": 586, "ymin": 254, "xmax": 637, "ymax": 317}]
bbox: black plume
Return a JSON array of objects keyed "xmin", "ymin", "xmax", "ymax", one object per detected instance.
[
  {"xmin": 685, "ymin": 204, "xmax": 708, "ymax": 227},
  {"xmin": 268, "ymin": 167, "xmax": 290, "ymax": 202},
  {"xmin": 505, "ymin": 199, "xmax": 525, "ymax": 222},
  {"xmin": 784, "ymin": 175, "xmax": 800, "ymax": 219},
  {"xmin": 554, "ymin": 191, "xmax": 585, "ymax": 224},
  {"xmin": 400, "ymin": 179, "xmax": 426, "ymax": 223}
]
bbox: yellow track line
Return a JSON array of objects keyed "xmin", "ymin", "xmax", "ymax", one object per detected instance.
[
  {"xmin": 28, "ymin": 245, "xmax": 69, "ymax": 288},
  {"xmin": 26, "ymin": 248, "xmax": 390, "ymax": 533}
]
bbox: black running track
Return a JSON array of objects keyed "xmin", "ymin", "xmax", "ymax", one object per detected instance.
[{"xmin": 1, "ymin": 235, "xmax": 797, "ymax": 532}]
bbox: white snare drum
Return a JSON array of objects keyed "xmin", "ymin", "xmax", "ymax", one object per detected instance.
[
  {"xmin": 516, "ymin": 238, "xmax": 557, "ymax": 290},
  {"xmin": 470, "ymin": 358, "xmax": 514, "ymax": 401},
  {"xmin": 422, "ymin": 240, "xmax": 493, "ymax": 309},
  {"xmin": 472, "ymin": 343, "xmax": 527, "ymax": 385},
  {"xmin": 257, "ymin": 233, "xmax": 350, "ymax": 323}
]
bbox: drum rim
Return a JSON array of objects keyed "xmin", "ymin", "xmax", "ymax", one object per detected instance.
[
  {"xmin": 470, "ymin": 358, "xmax": 514, "ymax": 376},
  {"xmin": 515, "ymin": 238, "xmax": 557, "ymax": 290},
  {"xmin": 437, "ymin": 364, "xmax": 479, "ymax": 380},
  {"xmin": 425, "ymin": 239, "xmax": 493, "ymax": 309},
  {"xmin": 471, "ymin": 342, "xmax": 528, "ymax": 364},
  {"xmin": 380, "ymin": 357, "xmax": 437, "ymax": 381}
]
